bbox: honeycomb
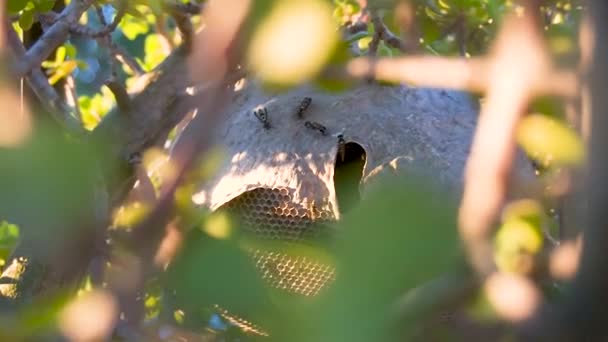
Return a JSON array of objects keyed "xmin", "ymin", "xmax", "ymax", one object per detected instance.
[
  {"xmin": 213, "ymin": 305, "xmax": 269, "ymax": 337},
  {"xmin": 251, "ymin": 249, "xmax": 336, "ymax": 297},
  {"xmin": 213, "ymin": 187, "xmax": 337, "ymax": 335},
  {"xmin": 222, "ymin": 187, "xmax": 335, "ymax": 242}
]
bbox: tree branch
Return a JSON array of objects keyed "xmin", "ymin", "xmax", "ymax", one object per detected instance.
[
  {"xmin": 12, "ymin": 0, "xmax": 94, "ymax": 79},
  {"xmin": 5, "ymin": 23, "xmax": 83, "ymax": 134}
]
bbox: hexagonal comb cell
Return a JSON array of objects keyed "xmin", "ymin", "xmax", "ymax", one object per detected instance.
[
  {"xmin": 221, "ymin": 187, "xmax": 335, "ymax": 242},
  {"xmin": 213, "ymin": 305, "xmax": 269, "ymax": 337},
  {"xmin": 251, "ymin": 250, "xmax": 336, "ymax": 297},
  {"xmin": 215, "ymin": 187, "xmax": 337, "ymax": 335}
]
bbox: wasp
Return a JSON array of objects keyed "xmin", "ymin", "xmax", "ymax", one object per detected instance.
[
  {"xmin": 296, "ymin": 97, "xmax": 312, "ymax": 118},
  {"xmin": 305, "ymin": 121, "xmax": 327, "ymax": 136},
  {"xmin": 253, "ymin": 106, "xmax": 271, "ymax": 129},
  {"xmin": 337, "ymin": 134, "xmax": 346, "ymax": 162}
]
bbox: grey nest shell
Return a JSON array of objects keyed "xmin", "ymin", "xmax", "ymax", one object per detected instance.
[{"xmin": 191, "ymin": 81, "xmax": 533, "ymax": 217}]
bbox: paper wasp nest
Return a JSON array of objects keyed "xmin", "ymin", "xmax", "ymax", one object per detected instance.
[{"xmin": 190, "ymin": 80, "xmax": 534, "ymax": 328}]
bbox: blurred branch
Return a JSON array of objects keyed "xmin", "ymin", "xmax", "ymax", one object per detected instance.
[
  {"xmin": 104, "ymin": 75, "xmax": 131, "ymax": 112},
  {"xmin": 12, "ymin": 0, "xmax": 94, "ymax": 78},
  {"xmin": 97, "ymin": 0, "xmax": 251, "ymax": 327},
  {"xmin": 347, "ymin": 57, "xmax": 578, "ymax": 98},
  {"xmin": 371, "ymin": 11, "xmax": 418, "ymax": 54},
  {"xmin": 460, "ymin": 10, "xmax": 549, "ymax": 275},
  {"xmin": 368, "ymin": 13, "xmax": 383, "ymax": 57}
]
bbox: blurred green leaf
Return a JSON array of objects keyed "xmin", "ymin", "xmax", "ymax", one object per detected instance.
[
  {"xmin": 494, "ymin": 199, "xmax": 545, "ymax": 274},
  {"xmin": 7, "ymin": 0, "xmax": 28, "ymax": 14},
  {"xmin": 288, "ymin": 176, "xmax": 461, "ymax": 342},
  {"xmin": 248, "ymin": 0, "xmax": 339, "ymax": 87},
  {"xmin": 517, "ymin": 114, "xmax": 585, "ymax": 167},
  {"xmin": 0, "ymin": 221, "xmax": 19, "ymax": 267},
  {"xmin": 167, "ymin": 231, "xmax": 272, "ymax": 323},
  {"xmin": 47, "ymin": 60, "xmax": 78, "ymax": 85},
  {"xmin": 494, "ymin": 219, "xmax": 543, "ymax": 274},
  {"xmin": 314, "ymin": 41, "xmax": 354, "ymax": 92},
  {"xmin": 78, "ymin": 87, "xmax": 116, "ymax": 130},
  {"xmin": 143, "ymin": 34, "xmax": 170, "ymax": 71},
  {"xmin": 18, "ymin": 9, "xmax": 34, "ymax": 31},
  {"xmin": 0, "ymin": 123, "xmax": 99, "ymax": 236},
  {"xmin": 119, "ymin": 14, "xmax": 150, "ymax": 40}
]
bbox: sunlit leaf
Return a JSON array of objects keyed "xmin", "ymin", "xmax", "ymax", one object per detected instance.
[
  {"xmin": 48, "ymin": 60, "xmax": 78, "ymax": 85},
  {"xmin": 501, "ymin": 199, "xmax": 545, "ymax": 229},
  {"xmin": 517, "ymin": 114, "xmax": 585, "ymax": 167},
  {"xmin": 494, "ymin": 210, "xmax": 543, "ymax": 275},
  {"xmin": 143, "ymin": 34, "xmax": 170, "ymax": 71},
  {"xmin": 357, "ymin": 36, "xmax": 373, "ymax": 50},
  {"xmin": 0, "ymin": 221, "xmax": 19, "ymax": 267},
  {"xmin": 119, "ymin": 14, "xmax": 150, "ymax": 40},
  {"xmin": 248, "ymin": 0, "xmax": 339, "ymax": 86},
  {"xmin": 78, "ymin": 87, "xmax": 116, "ymax": 130}
]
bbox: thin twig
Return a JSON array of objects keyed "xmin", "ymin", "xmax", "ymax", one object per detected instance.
[
  {"xmin": 368, "ymin": 13, "xmax": 383, "ymax": 57},
  {"xmin": 346, "ymin": 57, "xmax": 577, "ymax": 98}
]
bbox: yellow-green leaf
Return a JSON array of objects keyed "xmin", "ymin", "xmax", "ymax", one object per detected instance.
[
  {"xmin": 517, "ymin": 114, "xmax": 584, "ymax": 167},
  {"xmin": 248, "ymin": 0, "xmax": 339, "ymax": 87},
  {"xmin": 48, "ymin": 60, "xmax": 78, "ymax": 85}
]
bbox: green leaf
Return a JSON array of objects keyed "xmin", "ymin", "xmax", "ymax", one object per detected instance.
[
  {"xmin": 297, "ymin": 176, "xmax": 460, "ymax": 342},
  {"xmin": 0, "ymin": 221, "xmax": 19, "ymax": 266},
  {"xmin": 166, "ymin": 232, "xmax": 272, "ymax": 322},
  {"xmin": 143, "ymin": 34, "xmax": 169, "ymax": 71},
  {"xmin": 63, "ymin": 43, "xmax": 77, "ymax": 60},
  {"xmin": 0, "ymin": 124, "xmax": 100, "ymax": 246},
  {"xmin": 119, "ymin": 14, "xmax": 150, "ymax": 40},
  {"xmin": 55, "ymin": 46, "xmax": 67, "ymax": 64},
  {"xmin": 7, "ymin": 0, "xmax": 28, "ymax": 14},
  {"xmin": 18, "ymin": 9, "xmax": 34, "ymax": 31},
  {"xmin": 78, "ymin": 87, "xmax": 115, "ymax": 130},
  {"xmin": 517, "ymin": 114, "xmax": 585, "ymax": 167},
  {"xmin": 247, "ymin": 0, "xmax": 339, "ymax": 87},
  {"xmin": 357, "ymin": 36, "xmax": 373, "ymax": 50},
  {"xmin": 48, "ymin": 60, "xmax": 78, "ymax": 85}
]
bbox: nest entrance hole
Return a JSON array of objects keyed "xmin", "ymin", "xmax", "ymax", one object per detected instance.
[{"xmin": 334, "ymin": 142, "xmax": 366, "ymax": 215}]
